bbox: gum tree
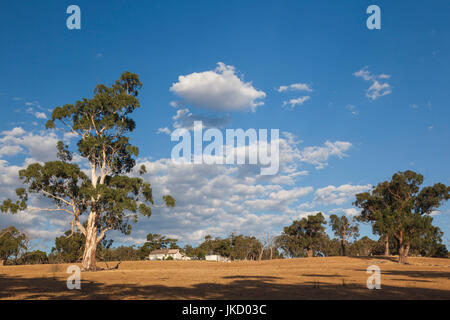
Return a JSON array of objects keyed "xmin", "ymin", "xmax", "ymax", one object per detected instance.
[
  {"xmin": 1, "ymin": 72, "xmax": 175, "ymax": 271},
  {"xmin": 0, "ymin": 226, "xmax": 28, "ymax": 265},
  {"xmin": 354, "ymin": 171, "xmax": 449, "ymax": 264},
  {"xmin": 278, "ymin": 213, "xmax": 327, "ymax": 257},
  {"xmin": 329, "ymin": 215, "xmax": 359, "ymax": 256}
]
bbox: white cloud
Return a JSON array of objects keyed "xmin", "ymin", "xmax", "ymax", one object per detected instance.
[
  {"xmin": 26, "ymin": 106, "xmax": 47, "ymax": 120},
  {"xmin": 300, "ymin": 140, "xmax": 352, "ymax": 169},
  {"xmin": 353, "ymin": 67, "xmax": 392, "ymax": 100},
  {"xmin": 0, "ymin": 125, "xmax": 355, "ymax": 249},
  {"xmin": 1, "ymin": 127, "xmax": 26, "ymax": 136},
  {"xmin": 314, "ymin": 184, "xmax": 371, "ymax": 206},
  {"xmin": 0, "ymin": 145, "xmax": 23, "ymax": 156},
  {"xmin": 283, "ymin": 96, "xmax": 311, "ymax": 109},
  {"xmin": 170, "ymin": 62, "xmax": 266, "ymax": 112},
  {"xmin": 0, "ymin": 127, "xmax": 58, "ymax": 162},
  {"xmin": 367, "ymin": 81, "xmax": 392, "ymax": 100},
  {"xmin": 157, "ymin": 127, "xmax": 172, "ymax": 135},
  {"xmin": 329, "ymin": 208, "xmax": 361, "ymax": 217},
  {"xmin": 34, "ymin": 112, "xmax": 47, "ymax": 119},
  {"xmin": 277, "ymin": 83, "xmax": 312, "ymax": 93}
]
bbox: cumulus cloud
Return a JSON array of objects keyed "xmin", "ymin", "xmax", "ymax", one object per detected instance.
[
  {"xmin": 0, "ymin": 125, "xmax": 355, "ymax": 249},
  {"xmin": 0, "ymin": 127, "xmax": 58, "ymax": 162},
  {"xmin": 314, "ymin": 184, "xmax": 371, "ymax": 206},
  {"xmin": 353, "ymin": 67, "xmax": 392, "ymax": 100},
  {"xmin": 107, "ymin": 133, "xmax": 354, "ymax": 245},
  {"xmin": 300, "ymin": 140, "xmax": 352, "ymax": 169},
  {"xmin": 1, "ymin": 127, "xmax": 26, "ymax": 136},
  {"xmin": 170, "ymin": 62, "xmax": 266, "ymax": 112},
  {"xmin": 126, "ymin": 156, "xmax": 315, "ymax": 244},
  {"xmin": 0, "ymin": 145, "xmax": 23, "ymax": 157}
]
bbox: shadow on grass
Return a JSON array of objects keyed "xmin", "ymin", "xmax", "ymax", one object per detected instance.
[
  {"xmin": 352, "ymin": 269, "xmax": 450, "ymax": 280},
  {"xmin": 223, "ymin": 275, "xmax": 282, "ymax": 280},
  {"xmin": 0, "ymin": 272, "xmax": 449, "ymax": 300},
  {"xmin": 302, "ymin": 274, "xmax": 348, "ymax": 278},
  {"xmin": 349, "ymin": 256, "xmax": 400, "ymax": 263}
]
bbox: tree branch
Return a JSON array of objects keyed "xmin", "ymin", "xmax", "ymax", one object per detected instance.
[
  {"xmin": 96, "ymin": 227, "xmax": 112, "ymax": 245},
  {"xmin": 40, "ymin": 190, "xmax": 73, "ymax": 207}
]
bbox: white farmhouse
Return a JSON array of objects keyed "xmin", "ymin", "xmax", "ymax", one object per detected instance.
[
  {"xmin": 148, "ymin": 249, "xmax": 191, "ymax": 261},
  {"xmin": 205, "ymin": 254, "xmax": 230, "ymax": 262}
]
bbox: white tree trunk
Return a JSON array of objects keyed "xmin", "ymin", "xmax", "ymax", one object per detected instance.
[{"xmin": 81, "ymin": 212, "xmax": 98, "ymax": 271}]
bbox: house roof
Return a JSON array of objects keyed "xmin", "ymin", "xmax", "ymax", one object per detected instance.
[{"xmin": 149, "ymin": 249, "xmax": 180, "ymax": 255}]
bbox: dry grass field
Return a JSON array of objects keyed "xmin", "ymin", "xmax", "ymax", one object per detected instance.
[{"xmin": 0, "ymin": 256, "xmax": 449, "ymax": 300}]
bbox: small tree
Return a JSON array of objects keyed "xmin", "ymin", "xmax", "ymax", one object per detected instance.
[
  {"xmin": 50, "ymin": 230, "xmax": 85, "ymax": 263},
  {"xmin": 0, "ymin": 226, "xmax": 28, "ymax": 265},
  {"xmin": 21, "ymin": 250, "xmax": 48, "ymax": 265},
  {"xmin": 348, "ymin": 236, "xmax": 379, "ymax": 256},
  {"xmin": 329, "ymin": 215, "xmax": 359, "ymax": 256},
  {"xmin": 279, "ymin": 213, "xmax": 327, "ymax": 257},
  {"xmin": 354, "ymin": 171, "xmax": 449, "ymax": 263},
  {"xmin": 1, "ymin": 72, "xmax": 175, "ymax": 270}
]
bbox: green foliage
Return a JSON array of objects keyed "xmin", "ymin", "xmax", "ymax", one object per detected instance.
[
  {"xmin": 182, "ymin": 234, "xmax": 263, "ymax": 261},
  {"xmin": 229, "ymin": 234, "xmax": 262, "ymax": 260},
  {"xmin": 102, "ymin": 245, "xmax": 140, "ymax": 261},
  {"xmin": 20, "ymin": 250, "xmax": 48, "ymax": 265},
  {"xmin": 0, "ymin": 226, "xmax": 28, "ymax": 264},
  {"xmin": 1, "ymin": 72, "xmax": 175, "ymax": 269},
  {"xmin": 277, "ymin": 213, "xmax": 327, "ymax": 257},
  {"xmin": 329, "ymin": 214, "xmax": 359, "ymax": 256},
  {"xmin": 321, "ymin": 237, "xmax": 342, "ymax": 257},
  {"xmin": 346, "ymin": 236, "xmax": 379, "ymax": 256},
  {"xmin": 138, "ymin": 233, "xmax": 179, "ymax": 259},
  {"xmin": 49, "ymin": 230, "xmax": 85, "ymax": 263},
  {"xmin": 0, "ymin": 189, "xmax": 28, "ymax": 214},
  {"xmin": 354, "ymin": 170, "xmax": 449, "ymax": 263}
]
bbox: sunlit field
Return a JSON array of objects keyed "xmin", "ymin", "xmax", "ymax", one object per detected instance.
[{"xmin": 1, "ymin": 257, "xmax": 449, "ymax": 300}]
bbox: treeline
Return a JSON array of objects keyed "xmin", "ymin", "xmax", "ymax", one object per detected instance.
[
  {"xmin": 275, "ymin": 212, "xmax": 447, "ymax": 259},
  {"xmin": 1, "ymin": 216, "xmax": 447, "ymax": 266},
  {"xmin": 1, "ymin": 170, "xmax": 448, "ymax": 266}
]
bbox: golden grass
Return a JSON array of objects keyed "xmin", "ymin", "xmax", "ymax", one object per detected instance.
[{"xmin": 0, "ymin": 256, "xmax": 449, "ymax": 300}]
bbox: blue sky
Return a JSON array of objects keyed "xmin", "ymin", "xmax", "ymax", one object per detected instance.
[{"xmin": 0, "ymin": 0, "xmax": 449, "ymax": 251}]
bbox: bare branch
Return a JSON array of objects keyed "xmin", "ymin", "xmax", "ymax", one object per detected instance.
[{"xmin": 41, "ymin": 190, "xmax": 73, "ymax": 207}]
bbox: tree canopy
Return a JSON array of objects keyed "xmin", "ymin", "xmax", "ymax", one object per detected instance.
[
  {"xmin": 1, "ymin": 72, "xmax": 175, "ymax": 270},
  {"xmin": 277, "ymin": 212, "xmax": 327, "ymax": 258},
  {"xmin": 0, "ymin": 226, "xmax": 28, "ymax": 265},
  {"xmin": 354, "ymin": 170, "xmax": 449, "ymax": 263},
  {"xmin": 329, "ymin": 214, "xmax": 359, "ymax": 256}
]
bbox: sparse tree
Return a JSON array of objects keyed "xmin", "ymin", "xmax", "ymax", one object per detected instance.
[
  {"xmin": 329, "ymin": 215, "xmax": 359, "ymax": 256},
  {"xmin": 0, "ymin": 226, "xmax": 28, "ymax": 265},
  {"xmin": 1, "ymin": 72, "xmax": 175, "ymax": 270}
]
